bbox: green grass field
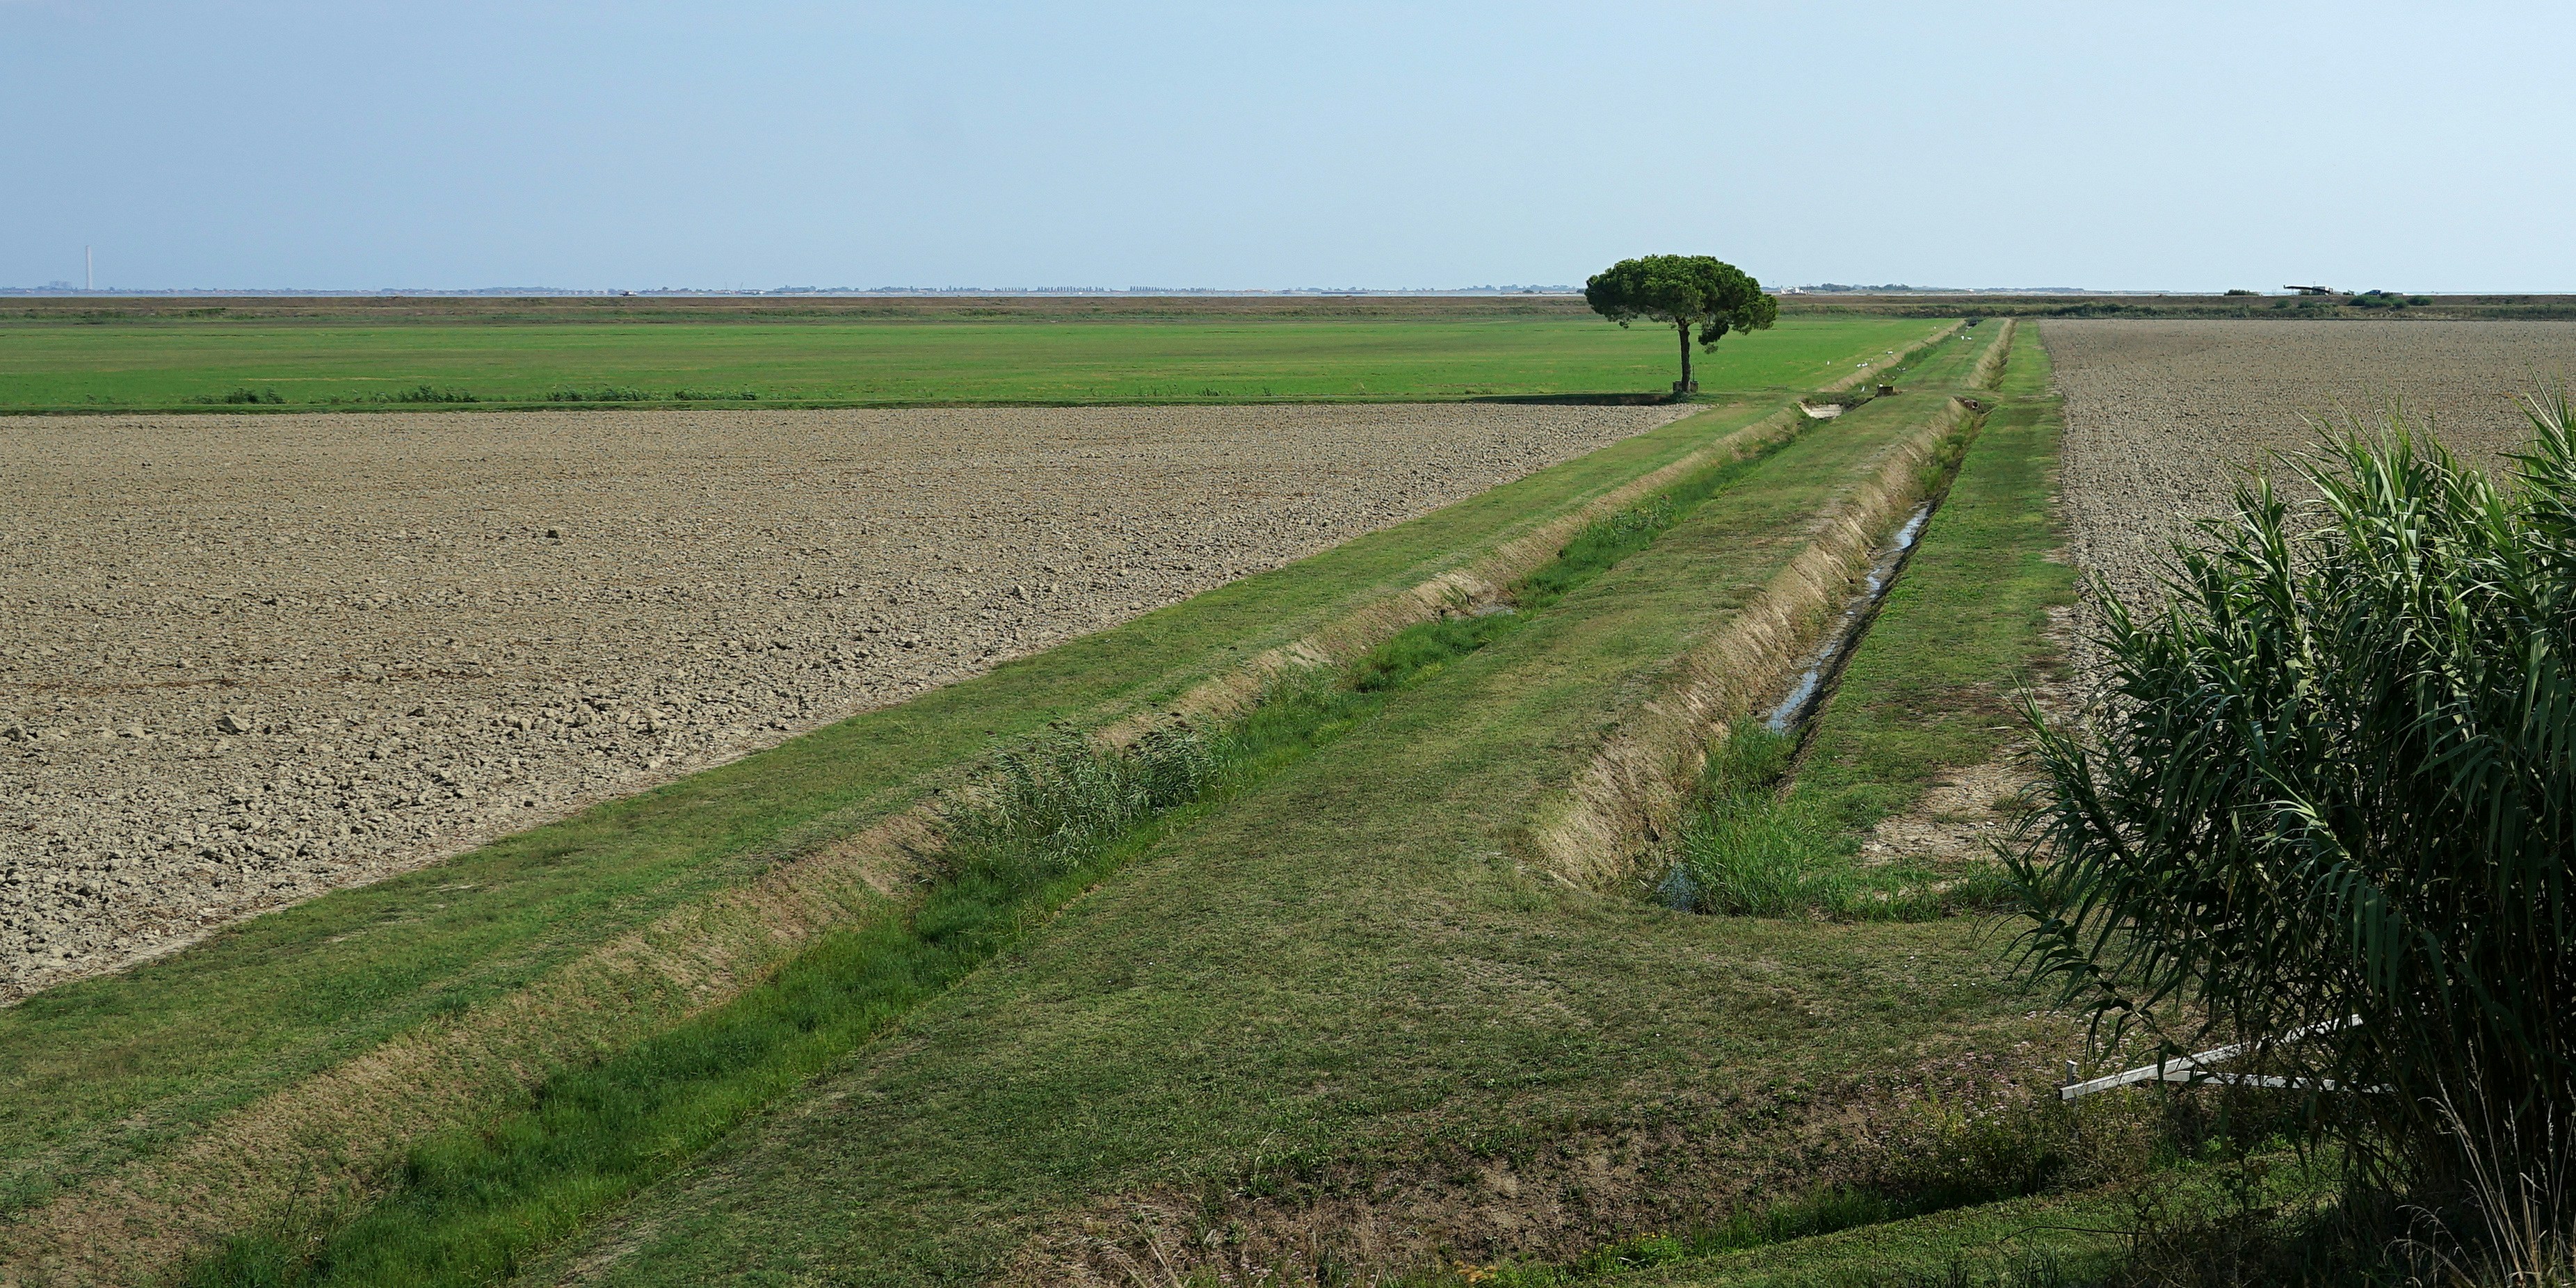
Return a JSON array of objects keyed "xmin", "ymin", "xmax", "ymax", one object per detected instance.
[{"xmin": 0, "ymin": 316, "xmax": 1931, "ymax": 410}]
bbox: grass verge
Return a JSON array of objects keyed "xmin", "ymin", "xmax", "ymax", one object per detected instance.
[
  {"xmin": 1666, "ymin": 324, "xmax": 2073, "ymax": 918},
  {"xmin": 1595, "ymin": 1150, "xmax": 2337, "ymax": 1288}
]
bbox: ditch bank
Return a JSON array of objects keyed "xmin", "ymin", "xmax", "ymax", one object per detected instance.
[
  {"xmin": 1529, "ymin": 321, "xmax": 2009, "ymax": 888},
  {"xmin": 1764, "ymin": 322, "xmax": 2014, "ymax": 750},
  {"xmin": 1762, "ymin": 498, "xmax": 1935, "ymax": 739},
  {"xmin": 1120, "ymin": 321, "xmax": 1968, "ymax": 739},
  {"xmin": 1531, "ymin": 396, "xmax": 1982, "ymax": 888},
  {"xmin": 1970, "ymin": 318, "xmax": 2018, "ymax": 389}
]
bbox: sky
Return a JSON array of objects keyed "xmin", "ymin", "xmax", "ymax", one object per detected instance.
[{"xmin": 6, "ymin": 1, "xmax": 2575, "ymax": 293}]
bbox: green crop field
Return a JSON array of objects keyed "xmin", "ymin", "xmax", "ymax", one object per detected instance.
[{"xmin": 0, "ymin": 314, "xmax": 1931, "ymax": 411}]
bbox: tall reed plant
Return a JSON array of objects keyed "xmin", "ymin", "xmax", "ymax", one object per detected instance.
[{"xmin": 2008, "ymin": 398, "xmax": 2576, "ymax": 1237}]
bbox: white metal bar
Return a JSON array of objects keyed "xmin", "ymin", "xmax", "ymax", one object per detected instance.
[{"xmin": 2059, "ymin": 1017, "xmax": 2362, "ymax": 1102}]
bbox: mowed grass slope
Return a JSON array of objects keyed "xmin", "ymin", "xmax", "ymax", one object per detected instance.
[
  {"xmin": 1675, "ymin": 322, "xmax": 2077, "ymax": 919},
  {"xmin": 528, "ymin": 331, "xmax": 2050, "ymax": 1284},
  {"xmin": 0, "ymin": 316, "xmax": 1931, "ymax": 410},
  {"xmin": 1793, "ymin": 323, "xmax": 2072, "ymax": 828},
  {"xmin": 1561, "ymin": 329, "xmax": 2109, "ymax": 1287}
]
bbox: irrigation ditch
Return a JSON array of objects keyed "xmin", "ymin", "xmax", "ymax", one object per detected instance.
[
  {"xmin": 1762, "ymin": 498, "xmax": 1934, "ymax": 738},
  {"xmin": 1530, "ymin": 393, "xmax": 1993, "ymax": 889},
  {"xmin": 513, "ymin": 314, "xmax": 2328, "ymax": 1288},
  {"xmin": 15, "ymin": 329, "xmax": 1986, "ymax": 1285},
  {"xmin": 1527, "ymin": 320, "xmax": 2015, "ymax": 893},
  {"xmin": 1219, "ymin": 319, "xmax": 2049, "ymax": 1285},
  {"xmin": 1763, "ymin": 323, "xmax": 2018, "ymax": 769}
]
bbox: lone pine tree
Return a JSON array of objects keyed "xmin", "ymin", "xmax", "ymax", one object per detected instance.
[{"xmin": 1584, "ymin": 255, "xmax": 1778, "ymax": 395}]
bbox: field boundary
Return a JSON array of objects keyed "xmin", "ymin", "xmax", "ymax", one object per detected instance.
[
  {"xmin": 0, "ymin": 393, "xmax": 1678, "ymax": 419},
  {"xmin": 999, "ymin": 319, "xmax": 1949, "ymax": 783},
  {"xmin": 1970, "ymin": 319, "xmax": 2018, "ymax": 389},
  {"xmin": 1531, "ymin": 396, "xmax": 1981, "ymax": 887}
]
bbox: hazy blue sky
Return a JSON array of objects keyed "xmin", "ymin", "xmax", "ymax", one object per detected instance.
[{"xmin": 7, "ymin": 1, "xmax": 2573, "ymax": 293}]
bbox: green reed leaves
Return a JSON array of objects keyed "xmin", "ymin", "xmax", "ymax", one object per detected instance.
[{"xmin": 2008, "ymin": 396, "xmax": 2576, "ymax": 1203}]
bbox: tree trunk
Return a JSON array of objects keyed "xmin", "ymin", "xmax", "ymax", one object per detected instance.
[{"xmin": 1675, "ymin": 321, "xmax": 1696, "ymax": 396}]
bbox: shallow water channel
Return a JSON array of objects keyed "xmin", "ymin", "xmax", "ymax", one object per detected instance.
[{"xmin": 1762, "ymin": 499, "xmax": 1935, "ymax": 736}]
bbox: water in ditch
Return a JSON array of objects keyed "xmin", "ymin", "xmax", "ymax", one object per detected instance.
[
  {"xmin": 1762, "ymin": 500, "xmax": 1935, "ymax": 735},
  {"xmin": 1655, "ymin": 500, "xmax": 1940, "ymax": 913}
]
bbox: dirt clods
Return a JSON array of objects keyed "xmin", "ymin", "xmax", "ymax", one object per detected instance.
[
  {"xmin": 0, "ymin": 402, "xmax": 1684, "ymax": 999},
  {"xmin": 2045, "ymin": 319, "xmax": 2575, "ymax": 611}
]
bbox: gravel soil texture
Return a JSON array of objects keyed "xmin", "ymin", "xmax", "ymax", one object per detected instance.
[
  {"xmin": 2044, "ymin": 320, "xmax": 2576, "ymax": 673},
  {"xmin": 0, "ymin": 402, "xmax": 1684, "ymax": 999}
]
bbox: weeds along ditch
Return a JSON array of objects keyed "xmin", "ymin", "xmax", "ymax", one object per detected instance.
[
  {"xmin": 1657, "ymin": 402, "xmax": 2008, "ymax": 922},
  {"xmin": 1151, "ymin": 1052, "xmax": 2327, "ymax": 1288},
  {"xmin": 182, "ymin": 416, "xmax": 1812, "ymax": 1288},
  {"xmin": 1659, "ymin": 725, "xmax": 2009, "ymax": 921}
]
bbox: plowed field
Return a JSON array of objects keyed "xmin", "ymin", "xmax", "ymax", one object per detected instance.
[
  {"xmin": 2045, "ymin": 318, "xmax": 2576, "ymax": 619},
  {"xmin": 0, "ymin": 403, "xmax": 1682, "ymax": 998}
]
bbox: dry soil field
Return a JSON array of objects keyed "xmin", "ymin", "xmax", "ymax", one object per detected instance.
[
  {"xmin": 2047, "ymin": 319, "xmax": 2576, "ymax": 633},
  {"xmin": 0, "ymin": 402, "xmax": 1682, "ymax": 999}
]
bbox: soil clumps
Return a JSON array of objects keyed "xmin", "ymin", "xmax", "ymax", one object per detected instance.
[
  {"xmin": 0, "ymin": 402, "xmax": 1682, "ymax": 998},
  {"xmin": 2043, "ymin": 319, "xmax": 2576, "ymax": 683}
]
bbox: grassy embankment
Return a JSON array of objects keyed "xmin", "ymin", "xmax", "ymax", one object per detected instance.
[
  {"xmin": 1538, "ymin": 322, "xmax": 2297, "ymax": 1288},
  {"xmin": 1669, "ymin": 322, "xmax": 2078, "ymax": 918},
  {"xmin": 0, "ymin": 313, "xmax": 1929, "ymax": 411},
  {"xmin": 1599, "ymin": 1150, "xmax": 2338, "ymax": 1288},
  {"xmin": 438, "ymin": 328, "xmax": 2046, "ymax": 1284},
  {"xmin": 1796, "ymin": 324, "xmax": 2073, "ymax": 828},
  {"xmin": 0, "ymin": 320, "xmax": 1958, "ymax": 1279}
]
